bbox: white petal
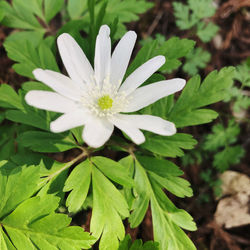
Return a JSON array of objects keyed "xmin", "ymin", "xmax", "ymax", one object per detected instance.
[
  {"xmin": 94, "ymin": 25, "xmax": 111, "ymax": 85},
  {"xmin": 109, "ymin": 115, "xmax": 145, "ymax": 145},
  {"xmin": 118, "ymin": 55, "xmax": 166, "ymax": 95},
  {"xmin": 83, "ymin": 117, "xmax": 114, "ymax": 148},
  {"xmin": 123, "ymin": 78, "xmax": 186, "ymax": 112},
  {"xmin": 57, "ymin": 33, "xmax": 94, "ymax": 85},
  {"xmin": 110, "ymin": 31, "xmax": 137, "ymax": 87},
  {"xmin": 50, "ymin": 110, "xmax": 91, "ymax": 133},
  {"xmin": 115, "ymin": 114, "xmax": 176, "ymax": 136},
  {"xmin": 25, "ymin": 90, "xmax": 77, "ymax": 113},
  {"xmin": 33, "ymin": 69, "xmax": 82, "ymax": 101}
]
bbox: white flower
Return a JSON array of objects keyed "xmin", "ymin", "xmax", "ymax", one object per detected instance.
[{"xmin": 25, "ymin": 25, "xmax": 186, "ymax": 148}]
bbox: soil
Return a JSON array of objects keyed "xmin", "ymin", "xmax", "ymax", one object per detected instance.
[{"xmin": 0, "ymin": 0, "xmax": 249, "ymax": 249}]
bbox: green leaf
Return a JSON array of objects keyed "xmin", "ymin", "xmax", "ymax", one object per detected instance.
[
  {"xmin": 38, "ymin": 167, "xmax": 69, "ymax": 201},
  {"xmin": 0, "ymin": 162, "xmax": 40, "ymax": 218},
  {"xmin": 127, "ymin": 37, "xmax": 195, "ymax": 76},
  {"xmin": 234, "ymin": 60, "xmax": 250, "ymax": 87},
  {"xmin": 92, "ymin": 156, "xmax": 134, "ymax": 188},
  {"xmin": 129, "ymin": 159, "xmax": 196, "ymax": 250},
  {"xmin": 91, "ymin": 165, "xmax": 129, "ymax": 250},
  {"xmin": 227, "ymin": 60, "xmax": 250, "ymax": 112},
  {"xmin": 78, "ymin": 0, "xmax": 153, "ymax": 39},
  {"xmin": 0, "ymin": 125, "xmax": 16, "ymax": 161},
  {"xmin": 1, "ymin": 195, "xmax": 95, "ymax": 249},
  {"xmin": 0, "ymin": 0, "xmax": 43, "ymax": 30},
  {"xmin": 0, "ymin": 5, "xmax": 5, "ymax": 22},
  {"xmin": 1, "ymin": 0, "xmax": 63, "ymax": 29},
  {"xmin": 136, "ymin": 156, "xmax": 192, "ymax": 198},
  {"xmin": 38, "ymin": 41, "xmax": 59, "ymax": 71},
  {"xmin": 168, "ymin": 67, "xmax": 235, "ymax": 127},
  {"xmin": 0, "ymin": 228, "xmax": 16, "ymax": 250},
  {"xmin": 157, "ymin": 37, "xmax": 195, "ymax": 73},
  {"xmin": 126, "ymin": 40, "xmax": 158, "ymax": 76},
  {"xmin": 101, "ymin": 0, "xmax": 153, "ymax": 38},
  {"xmin": 67, "ymin": 0, "xmax": 87, "ymax": 19},
  {"xmin": 204, "ymin": 120, "xmax": 240, "ymax": 151},
  {"xmin": 233, "ymin": 95, "xmax": 250, "ymax": 112},
  {"xmin": 141, "ymin": 133, "xmax": 197, "ymax": 157},
  {"xmin": 188, "ymin": 0, "xmax": 216, "ymax": 19},
  {"xmin": 119, "ymin": 234, "xmax": 159, "ymax": 250},
  {"xmin": 22, "ymin": 81, "xmax": 52, "ymax": 91},
  {"xmin": 183, "ymin": 47, "xmax": 211, "ymax": 76},
  {"xmin": 6, "ymin": 30, "xmax": 44, "ymax": 45},
  {"xmin": 197, "ymin": 22, "xmax": 219, "ymax": 43},
  {"xmin": 0, "ymin": 113, "xmax": 4, "ymax": 124},
  {"xmin": 0, "ymin": 84, "xmax": 23, "ymax": 110},
  {"xmin": 173, "ymin": 2, "xmax": 198, "ymax": 30},
  {"xmin": 139, "ymin": 94, "xmax": 174, "ymax": 120},
  {"xmin": 64, "ymin": 160, "xmax": 92, "ymax": 213},
  {"xmin": 4, "ymin": 36, "xmax": 58, "ymax": 78},
  {"xmin": 6, "ymin": 108, "xmax": 50, "ymax": 130},
  {"xmin": 17, "ymin": 131, "xmax": 78, "ymax": 153},
  {"xmin": 172, "ymin": 109, "xmax": 218, "ymax": 128},
  {"xmin": 150, "ymin": 172, "xmax": 193, "ymax": 198},
  {"xmin": 44, "ymin": 0, "xmax": 64, "ymax": 22},
  {"xmin": 136, "ymin": 156, "xmax": 183, "ymax": 177},
  {"xmin": 213, "ymin": 146, "xmax": 245, "ymax": 172},
  {"xmin": 129, "ymin": 160, "xmax": 151, "ymax": 228},
  {"xmin": 150, "ymin": 178, "xmax": 196, "ymax": 250},
  {"xmin": 119, "ymin": 156, "xmax": 135, "ymax": 210}
]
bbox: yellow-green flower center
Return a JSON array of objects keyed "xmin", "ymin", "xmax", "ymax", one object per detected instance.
[{"xmin": 98, "ymin": 95, "xmax": 113, "ymax": 110}]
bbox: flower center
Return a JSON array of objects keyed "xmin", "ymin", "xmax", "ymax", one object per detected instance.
[{"xmin": 97, "ymin": 95, "xmax": 113, "ymax": 110}]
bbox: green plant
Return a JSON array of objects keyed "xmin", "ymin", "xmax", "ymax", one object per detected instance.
[
  {"xmin": 183, "ymin": 47, "xmax": 211, "ymax": 76},
  {"xmin": 173, "ymin": 0, "xmax": 219, "ymax": 43},
  {"xmin": 0, "ymin": 0, "xmax": 237, "ymax": 249},
  {"xmin": 203, "ymin": 120, "xmax": 245, "ymax": 172},
  {"xmin": 224, "ymin": 59, "xmax": 250, "ymax": 113}
]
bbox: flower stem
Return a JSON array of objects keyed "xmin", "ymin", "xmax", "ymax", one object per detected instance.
[{"xmin": 39, "ymin": 149, "xmax": 88, "ymax": 188}]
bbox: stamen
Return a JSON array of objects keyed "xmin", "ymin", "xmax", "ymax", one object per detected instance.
[
  {"xmin": 80, "ymin": 76, "xmax": 130, "ymax": 118},
  {"xmin": 98, "ymin": 95, "xmax": 113, "ymax": 110}
]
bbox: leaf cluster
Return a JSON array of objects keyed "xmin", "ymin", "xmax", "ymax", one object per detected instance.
[
  {"xmin": 173, "ymin": 0, "xmax": 219, "ymax": 43},
  {"xmin": 0, "ymin": 0, "xmax": 153, "ymax": 78},
  {"xmin": 0, "ymin": 161, "xmax": 94, "ymax": 250},
  {"xmin": 183, "ymin": 47, "xmax": 211, "ymax": 76},
  {"xmin": 224, "ymin": 59, "xmax": 250, "ymax": 112},
  {"xmin": 203, "ymin": 120, "xmax": 245, "ymax": 171}
]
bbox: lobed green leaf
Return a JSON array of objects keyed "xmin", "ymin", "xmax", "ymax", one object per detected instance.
[{"xmin": 141, "ymin": 133, "xmax": 197, "ymax": 157}]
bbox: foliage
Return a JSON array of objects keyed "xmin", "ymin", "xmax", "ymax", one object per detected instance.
[
  {"xmin": 67, "ymin": 0, "xmax": 153, "ymax": 38},
  {"xmin": 0, "ymin": 0, "xmax": 63, "ymax": 31},
  {"xmin": 0, "ymin": 1, "xmax": 240, "ymax": 249},
  {"xmin": 183, "ymin": 47, "xmax": 211, "ymax": 76},
  {"xmin": 173, "ymin": 0, "xmax": 218, "ymax": 76},
  {"xmin": 169, "ymin": 67, "xmax": 234, "ymax": 128},
  {"xmin": 173, "ymin": 0, "xmax": 219, "ymax": 42},
  {"xmin": 200, "ymin": 169, "xmax": 222, "ymax": 199},
  {"xmin": 0, "ymin": 161, "xmax": 94, "ymax": 250},
  {"xmin": 4, "ymin": 33, "xmax": 59, "ymax": 78},
  {"xmin": 204, "ymin": 120, "xmax": 245, "ymax": 172},
  {"xmin": 224, "ymin": 59, "xmax": 250, "ymax": 112},
  {"xmin": 0, "ymin": 45, "xmax": 236, "ymax": 250},
  {"xmin": 119, "ymin": 234, "xmax": 159, "ymax": 250},
  {"xmin": 128, "ymin": 35, "xmax": 195, "ymax": 75}
]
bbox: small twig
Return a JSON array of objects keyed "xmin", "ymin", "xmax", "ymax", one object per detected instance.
[
  {"xmin": 146, "ymin": 11, "xmax": 163, "ymax": 37},
  {"xmin": 49, "ymin": 150, "xmax": 87, "ymax": 180},
  {"xmin": 40, "ymin": 149, "xmax": 88, "ymax": 187}
]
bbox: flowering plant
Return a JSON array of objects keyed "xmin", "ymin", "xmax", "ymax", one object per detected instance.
[
  {"xmin": 26, "ymin": 25, "xmax": 185, "ymax": 148},
  {"xmin": 0, "ymin": 1, "xmax": 236, "ymax": 249}
]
